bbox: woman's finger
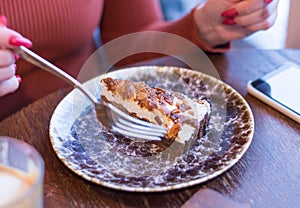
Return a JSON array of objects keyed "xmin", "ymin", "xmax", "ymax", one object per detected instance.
[
  {"xmin": 245, "ymin": 11, "xmax": 278, "ymax": 33},
  {"xmin": 0, "ymin": 26, "xmax": 20, "ymax": 47},
  {"xmin": 234, "ymin": 0, "xmax": 278, "ymax": 27},
  {"xmin": 0, "ymin": 64, "xmax": 16, "ymax": 82},
  {"xmin": 235, "ymin": 0, "xmax": 265, "ymax": 16},
  {"xmin": 0, "ymin": 76, "xmax": 20, "ymax": 97},
  {"xmin": 0, "ymin": 26, "xmax": 32, "ymax": 48},
  {"xmin": 235, "ymin": 7, "xmax": 270, "ymax": 27},
  {"xmin": 221, "ymin": 0, "xmax": 277, "ymax": 18},
  {"xmin": 0, "ymin": 15, "xmax": 8, "ymax": 27},
  {"xmin": 0, "ymin": 49, "xmax": 15, "ymax": 67}
]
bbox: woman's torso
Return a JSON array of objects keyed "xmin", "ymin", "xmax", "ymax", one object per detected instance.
[
  {"xmin": 1, "ymin": 0, "xmax": 103, "ymax": 73},
  {"xmin": 0, "ymin": 0, "xmax": 104, "ymax": 120}
]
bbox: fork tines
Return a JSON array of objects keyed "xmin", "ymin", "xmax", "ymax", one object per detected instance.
[{"xmin": 107, "ymin": 103, "xmax": 166, "ymax": 141}]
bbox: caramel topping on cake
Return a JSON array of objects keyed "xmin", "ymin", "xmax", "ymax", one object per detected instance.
[{"xmin": 100, "ymin": 77, "xmax": 210, "ymax": 141}]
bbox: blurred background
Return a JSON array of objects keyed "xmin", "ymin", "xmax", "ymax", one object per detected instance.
[{"xmin": 160, "ymin": 0, "xmax": 294, "ymax": 49}]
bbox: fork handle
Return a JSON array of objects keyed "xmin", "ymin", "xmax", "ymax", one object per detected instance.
[{"xmin": 15, "ymin": 46, "xmax": 99, "ymax": 104}]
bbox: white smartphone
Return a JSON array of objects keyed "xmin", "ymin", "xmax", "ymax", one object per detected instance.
[{"xmin": 247, "ymin": 62, "xmax": 300, "ymax": 124}]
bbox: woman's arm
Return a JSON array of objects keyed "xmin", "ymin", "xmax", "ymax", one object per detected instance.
[
  {"xmin": 100, "ymin": 0, "xmax": 218, "ymax": 52},
  {"xmin": 100, "ymin": 0, "xmax": 278, "ymax": 53}
]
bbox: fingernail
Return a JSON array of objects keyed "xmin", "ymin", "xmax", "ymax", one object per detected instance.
[
  {"xmin": 16, "ymin": 75, "xmax": 22, "ymax": 83},
  {"xmin": 14, "ymin": 64, "xmax": 17, "ymax": 71},
  {"xmin": 266, "ymin": 0, "xmax": 273, "ymax": 3},
  {"xmin": 221, "ymin": 8, "xmax": 238, "ymax": 18},
  {"xmin": 0, "ymin": 15, "xmax": 8, "ymax": 27},
  {"xmin": 222, "ymin": 18, "xmax": 236, "ymax": 25},
  {"xmin": 9, "ymin": 35, "xmax": 32, "ymax": 47},
  {"xmin": 14, "ymin": 53, "xmax": 20, "ymax": 60}
]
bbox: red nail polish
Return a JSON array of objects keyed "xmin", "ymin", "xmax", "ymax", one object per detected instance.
[
  {"xmin": 16, "ymin": 75, "xmax": 22, "ymax": 84},
  {"xmin": 222, "ymin": 18, "xmax": 236, "ymax": 25},
  {"xmin": 0, "ymin": 15, "xmax": 8, "ymax": 27},
  {"xmin": 9, "ymin": 35, "xmax": 32, "ymax": 48},
  {"xmin": 266, "ymin": 0, "xmax": 273, "ymax": 3},
  {"xmin": 221, "ymin": 8, "xmax": 239, "ymax": 18},
  {"xmin": 14, "ymin": 53, "xmax": 20, "ymax": 60}
]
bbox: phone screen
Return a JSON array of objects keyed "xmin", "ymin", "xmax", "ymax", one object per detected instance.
[{"xmin": 250, "ymin": 63, "xmax": 300, "ymax": 116}]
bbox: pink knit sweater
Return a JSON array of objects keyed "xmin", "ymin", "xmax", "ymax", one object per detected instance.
[{"xmin": 0, "ymin": 0, "xmax": 227, "ymax": 120}]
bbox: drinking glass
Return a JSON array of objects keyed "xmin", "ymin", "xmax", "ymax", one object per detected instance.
[{"xmin": 0, "ymin": 136, "xmax": 44, "ymax": 208}]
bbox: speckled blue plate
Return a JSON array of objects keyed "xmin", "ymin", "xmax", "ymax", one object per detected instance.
[{"xmin": 49, "ymin": 66, "xmax": 254, "ymax": 192}]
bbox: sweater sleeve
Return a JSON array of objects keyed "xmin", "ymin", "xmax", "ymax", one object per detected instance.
[{"xmin": 100, "ymin": 0, "xmax": 230, "ymax": 55}]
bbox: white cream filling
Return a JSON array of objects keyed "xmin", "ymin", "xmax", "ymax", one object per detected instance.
[
  {"xmin": 173, "ymin": 96, "xmax": 210, "ymax": 143},
  {"xmin": 101, "ymin": 86, "xmax": 210, "ymax": 144}
]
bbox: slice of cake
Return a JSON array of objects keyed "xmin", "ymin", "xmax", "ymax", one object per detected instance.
[{"xmin": 100, "ymin": 77, "xmax": 210, "ymax": 146}]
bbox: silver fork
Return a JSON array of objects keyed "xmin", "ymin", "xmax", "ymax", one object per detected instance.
[{"xmin": 15, "ymin": 46, "xmax": 166, "ymax": 141}]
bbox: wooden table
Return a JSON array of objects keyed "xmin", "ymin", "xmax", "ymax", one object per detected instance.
[{"xmin": 0, "ymin": 48, "xmax": 299, "ymax": 208}]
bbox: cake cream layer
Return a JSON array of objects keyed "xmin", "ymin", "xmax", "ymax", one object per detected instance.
[{"xmin": 100, "ymin": 77, "xmax": 210, "ymax": 143}]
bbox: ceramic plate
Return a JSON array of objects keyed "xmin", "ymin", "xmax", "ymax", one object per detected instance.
[{"xmin": 49, "ymin": 66, "xmax": 254, "ymax": 192}]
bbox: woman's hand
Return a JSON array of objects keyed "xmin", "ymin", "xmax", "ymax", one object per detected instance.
[
  {"xmin": 194, "ymin": 0, "xmax": 279, "ymax": 48},
  {"xmin": 0, "ymin": 15, "xmax": 32, "ymax": 97}
]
